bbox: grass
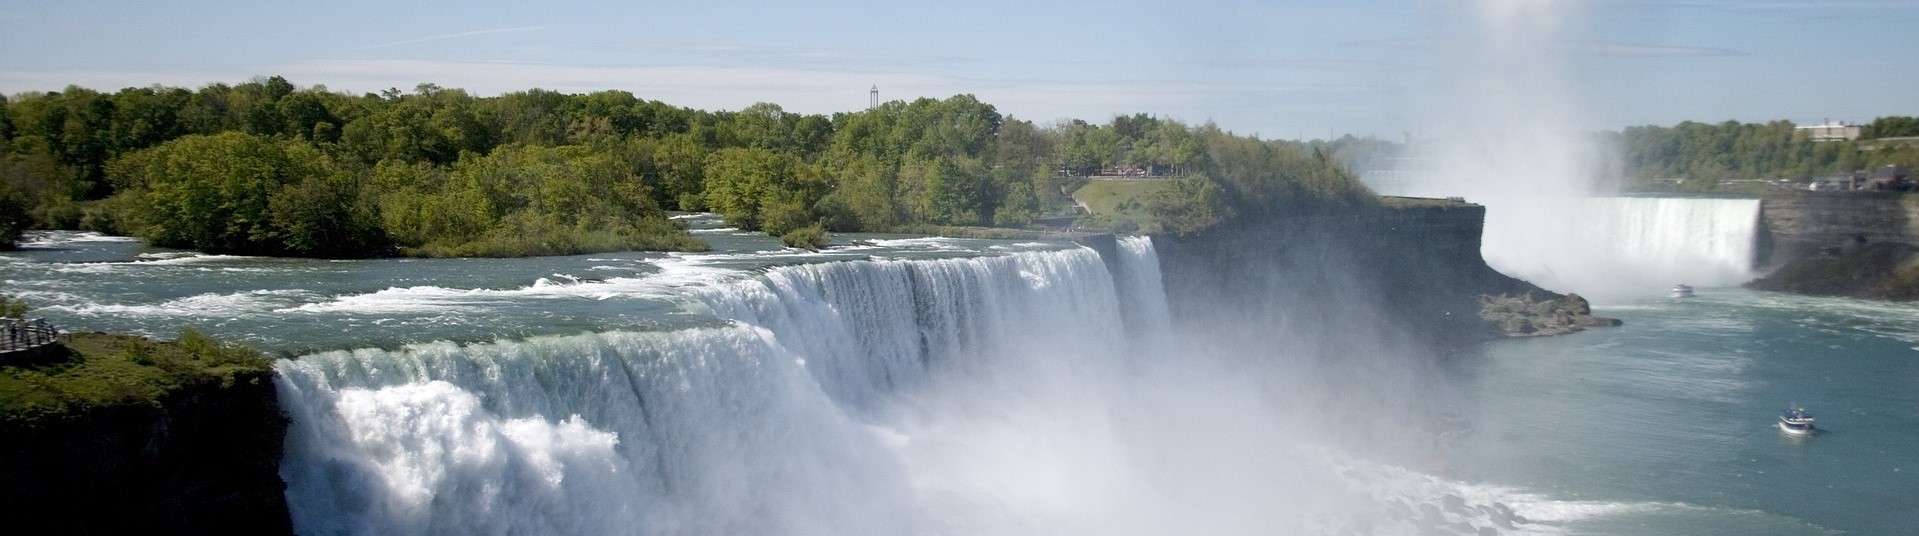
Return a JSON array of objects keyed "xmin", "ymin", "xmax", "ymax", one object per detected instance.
[
  {"xmin": 402, "ymin": 224, "xmax": 709, "ymax": 257},
  {"xmin": 1378, "ymin": 196, "xmax": 1478, "ymax": 209},
  {"xmin": 1070, "ymin": 179, "xmax": 1180, "ymax": 231},
  {"xmin": 889, "ymin": 224, "xmax": 1089, "ymax": 240},
  {"xmin": 0, "ymin": 330, "xmax": 275, "ymax": 424}
]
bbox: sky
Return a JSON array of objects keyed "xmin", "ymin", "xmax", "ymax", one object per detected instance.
[{"xmin": 1, "ymin": 0, "xmax": 1915, "ymax": 139}]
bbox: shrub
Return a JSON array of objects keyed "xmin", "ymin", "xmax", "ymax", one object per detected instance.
[{"xmin": 780, "ymin": 223, "xmax": 830, "ymax": 250}]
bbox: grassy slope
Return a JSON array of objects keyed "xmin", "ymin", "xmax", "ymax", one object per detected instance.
[
  {"xmin": 1070, "ymin": 179, "xmax": 1178, "ymax": 230},
  {"xmin": 0, "ymin": 331, "xmax": 274, "ymax": 423}
]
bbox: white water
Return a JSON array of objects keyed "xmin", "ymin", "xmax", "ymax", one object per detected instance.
[
  {"xmin": 274, "ymin": 239, "xmax": 1577, "ymax": 535},
  {"xmin": 1397, "ymin": 0, "xmax": 1764, "ymax": 297},
  {"xmin": 277, "ymin": 246, "xmax": 1172, "ymax": 535},
  {"xmin": 1481, "ymin": 197, "xmax": 1761, "ymax": 296}
]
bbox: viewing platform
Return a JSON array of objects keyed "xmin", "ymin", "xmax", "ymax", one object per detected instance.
[{"xmin": 1, "ymin": 318, "xmax": 61, "ymax": 360}]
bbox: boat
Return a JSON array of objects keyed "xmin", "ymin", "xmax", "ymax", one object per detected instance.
[
  {"xmin": 1671, "ymin": 284, "xmax": 1694, "ymax": 298},
  {"xmin": 1779, "ymin": 405, "xmax": 1815, "ymax": 436}
]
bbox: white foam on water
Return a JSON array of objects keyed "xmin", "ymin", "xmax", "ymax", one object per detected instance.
[
  {"xmin": 48, "ymin": 288, "xmax": 315, "ymax": 317},
  {"xmin": 16, "ymin": 230, "xmax": 141, "ymax": 247},
  {"xmin": 279, "ymin": 254, "xmax": 759, "ymax": 315}
]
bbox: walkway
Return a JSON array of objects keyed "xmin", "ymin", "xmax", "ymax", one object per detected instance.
[{"xmin": 1, "ymin": 318, "xmax": 60, "ymax": 358}]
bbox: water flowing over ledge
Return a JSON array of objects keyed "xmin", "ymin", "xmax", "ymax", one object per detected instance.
[{"xmin": 276, "ymin": 244, "xmax": 1171, "ymax": 535}]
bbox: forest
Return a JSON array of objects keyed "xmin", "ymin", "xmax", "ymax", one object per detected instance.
[
  {"xmin": 1605, "ymin": 116, "xmax": 1919, "ymax": 191},
  {"xmin": 0, "ymin": 77, "xmax": 1375, "ymax": 255}
]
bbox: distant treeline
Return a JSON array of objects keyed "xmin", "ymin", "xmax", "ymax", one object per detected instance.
[
  {"xmin": 0, "ymin": 77, "xmax": 1374, "ymax": 254},
  {"xmin": 1606, "ymin": 117, "xmax": 1919, "ymax": 191}
]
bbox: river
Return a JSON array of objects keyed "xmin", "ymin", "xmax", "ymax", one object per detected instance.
[{"xmin": 3, "ymin": 219, "xmax": 1913, "ymax": 535}]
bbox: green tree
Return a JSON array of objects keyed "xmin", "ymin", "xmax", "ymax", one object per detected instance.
[
  {"xmin": 107, "ymin": 132, "xmax": 384, "ymax": 256},
  {"xmin": 702, "ymin": 146, "xmax": 804, "ymax": 230}
]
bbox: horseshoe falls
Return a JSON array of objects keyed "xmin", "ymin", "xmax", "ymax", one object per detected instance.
[{"xmin": 1479, "ymin": 196, "xmax": 1762, "ymax": 296}]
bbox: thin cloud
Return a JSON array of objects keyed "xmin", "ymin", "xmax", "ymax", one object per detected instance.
[
  {"xmin": 1345, "ymin": 37, "xmax": 1741, "ymax": 57},
  {"xmin": 353, "ymin": 26, "xmax": 546, "ymax": 51},
  {"xmin": 1649, "ymin": 1, "xmax": 1919, "ymax": 10},
  {"xmin": 1586, "ymin": 42, "xmax": 1743, "ymax": 57}
]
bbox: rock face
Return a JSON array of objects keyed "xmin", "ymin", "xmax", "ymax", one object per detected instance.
[
  {"xmin": 0, "ymin": 367, "xmax": 292, "ymax": 534},
  {"xmin": 1757, "ymin": 191, "xmax": 1919, "ymax": 266},
  {"xmin": 1151, "ymin": 202, "xmax": 1617, "ymax": 349},
  {"xmin": 1479, "ymin": 292, "xmax": 1623, "ymax": 338},
  {"xmin": 1753, "ymin": 191, "xmax": 1919, "ymax": 300}
]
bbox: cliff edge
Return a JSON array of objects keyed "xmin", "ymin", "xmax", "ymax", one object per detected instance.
[
  {"xmin": 0, "ymin": 332, "xmax": 292, "ymax": 535},
  {"xmin": 1151, "ymin": 200, "xmax": 1617, "ymax": 350}
]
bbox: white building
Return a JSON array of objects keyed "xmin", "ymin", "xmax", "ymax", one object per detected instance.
[{"xmin": 1796, "ymin": 119, "xmax": 1862, "ymax": 142}]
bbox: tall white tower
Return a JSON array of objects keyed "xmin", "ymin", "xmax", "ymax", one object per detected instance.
[{"xmin": 869, "ymin": 85, "xmax": 879, "ymax": 110}]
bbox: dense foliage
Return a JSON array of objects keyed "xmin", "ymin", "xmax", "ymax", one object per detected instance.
[
  {"xmin": 1862, "ymin": 116, "xmax": 1919, "ymax": 140},
  {"xmin": 2, "ymin": 77, "xmax": 1375, "ymax": 252},
  {"xmin": 1609, "ymin": 119, "xmax": 1919, "ymax": 191}
]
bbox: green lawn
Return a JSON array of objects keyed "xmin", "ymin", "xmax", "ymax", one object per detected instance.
[
  {"xmin": 1070, "ymin": 179, "xmax": 1180, "ymax": 232},
  {"xmin": 0, "ymin": 331, "xmax": 274, "ymax": 423}
]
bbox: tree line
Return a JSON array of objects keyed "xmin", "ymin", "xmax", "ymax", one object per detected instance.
[
  {"xmin": 0, "ymin": 77, "xmax": 1375, "ymax": 253},
  {"xmin": 1606, "ymin": 118, "xmax": 1919, "ymax": 191}
]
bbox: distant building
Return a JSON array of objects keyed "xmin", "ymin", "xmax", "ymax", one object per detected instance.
[{"xmin": 1796, "ymin": 119, "xmax": 1862, "ymax": 142}]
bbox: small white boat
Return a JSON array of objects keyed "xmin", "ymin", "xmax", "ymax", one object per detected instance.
[
  {"xmin": 1671, "ymin": 284, "xmax": 1694, "ymax": 298},
  {"xmin": 1779, "ymin": 406, "xmax": 1814, "ymax": 436}
]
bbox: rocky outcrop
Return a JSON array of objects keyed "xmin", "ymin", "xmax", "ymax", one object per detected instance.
[
  {"xmin": 1151, "ymin": 201, "xmax": 1616, "ymax": 350},
  {"xmin": 1753, "ymin": 191, "xmax": 1919, "ymax": 300},
  {"xmin": 1479, "ymin": 292, "xmax": 1622, "ymax": 338}
]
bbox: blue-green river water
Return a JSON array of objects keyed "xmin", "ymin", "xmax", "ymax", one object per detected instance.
[{"xmin": 1449, "ymin": 289, "xmax": 1919, "ymax": 534}]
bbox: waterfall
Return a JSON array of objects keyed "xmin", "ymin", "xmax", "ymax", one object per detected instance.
[
  {"xmin": 277, "ymin": 245, "xmax": 1141, "ymax": 535},
  {"xmin": 1114, "ymin": 236, "xmax": 1174, "ymax": 334},
  {"xmin": 1481, "ymin": 196, "xmax": 1761, "ymax": 295},
  {"xmin": 275, "ymin": 236, "xmax": 1504, "ymax": 535}
]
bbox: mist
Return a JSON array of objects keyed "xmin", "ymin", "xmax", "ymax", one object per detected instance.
[
  {"xmin": 1396, "ymin": 0, "xmax": 1759, "ymax": 297},
  {"xmin": 275, "ymin": 234, "xmax": 1528, "ymax": 535}
]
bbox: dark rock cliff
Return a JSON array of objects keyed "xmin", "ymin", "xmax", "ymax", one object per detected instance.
[
  {"xmin": 0, "ymin": 365, "xmax": 292, "ymax": 534},
  {"xmin": 1750, "ymin": 191, "xmax": 1919, "ymax": 300},
  {"xmin": 1755, "ymin": 191, "xmax": 1919, "ymax": 266},
  {"xmin": 1151, "ymin": 202, "xmax": 1613, "ymax": 350}
]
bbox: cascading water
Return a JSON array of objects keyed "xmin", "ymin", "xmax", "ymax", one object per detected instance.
[
  {"xmin": 1481, "ymin": 197, "xmax": 1761, "ymax": 295},
  {"xmin": 6, "ymin": 229, "xmax": 1744, "ymax": 535},
  {"xmin": 275, "ymin": 246, "xmax": 1174, "ymax": 535},
  {"xmin": 272, "ymin": 237, "xmax": 1550, "ymax": 535},
  {"xmin": 1399, "ymin": 0, "xmax": 1764, "ymax": 296}
]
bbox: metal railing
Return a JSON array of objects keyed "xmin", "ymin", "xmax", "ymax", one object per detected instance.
[{"xmin": 1, "ymin": 318, "xmax": 59, "ymax": 355}]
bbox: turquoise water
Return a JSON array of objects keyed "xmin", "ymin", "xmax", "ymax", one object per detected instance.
[{"xmin": 1446, "ymin": 289, "xmax": 1919, "ymax": 534}]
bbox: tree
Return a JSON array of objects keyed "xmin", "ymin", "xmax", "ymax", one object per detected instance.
[
  {"xmin": 702, "ymin": 146, "xmax": 799, "ymax": 230},
  {"xmin": 1864, "ymin": 116, "xmax": 1919, "ymax": 139},
  {"xmin": 1148, "ymin": 175, "xmax": 1231, "ymax": 234},
  {"xmin": 108, "ymin": 132, "xmax": 385, "ymax": 256}
]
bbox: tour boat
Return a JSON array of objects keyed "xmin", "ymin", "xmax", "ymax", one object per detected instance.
[
  {"xmin": 1779, "ymin": 406, "xmax": 1815, "ymax": 436},
  {"xmin": 1671, "ymin": 284, "xmax": 1694, "ymax": 298}
]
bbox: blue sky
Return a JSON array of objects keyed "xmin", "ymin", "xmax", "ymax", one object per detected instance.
[{"xmin": 2, "ymin": 0, "xmax": 1915, "ymax": 138}]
